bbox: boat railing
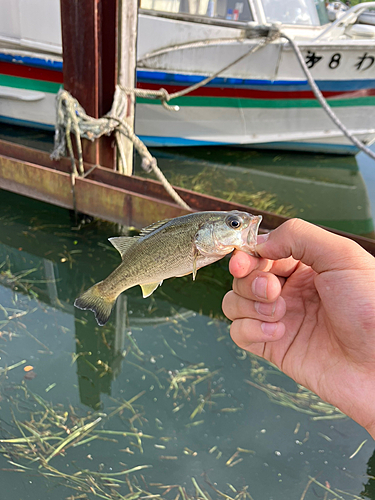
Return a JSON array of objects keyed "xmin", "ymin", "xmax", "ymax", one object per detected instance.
[
  {"xmin": 313, "ymin": 1, "xmax": 375, "ymax": 41},
  {"xmin": 139, "ymin": 7, "xmax": 249, "ymax": 29}
]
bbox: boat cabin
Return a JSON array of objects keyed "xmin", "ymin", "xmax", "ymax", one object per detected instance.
[{"xmin": 139, "ymin": 0, "xmax": 329, "ymax": 26}]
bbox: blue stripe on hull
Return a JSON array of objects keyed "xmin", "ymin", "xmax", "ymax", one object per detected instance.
[
  {"xmin": 139, "ymin": 135, "xmax": 358, "ymax": 154},
  {"xmin": 253, "ymin": 141, "xmax": 358, "ymax": 155},
  {"xmin": 137, "ymin": 70, "xmax": 375, "ymax": 92},
  {"xmin": 0, "ymin": 116, "xmax": 359, "ymax": 155},
  {"xmin": 0, "ymin": 53, "xmax": 63, "ymax": 71},
  {"xmin": 0, "ymin": 115, "xmax": 55, "ymax": 131},
  {"xmin": 0, "ymin": 52, "xmax": 374, "ymax": 93},
  {"xmin": 139, "ymin": 135, "xmax": 222, "ymax": 146}
]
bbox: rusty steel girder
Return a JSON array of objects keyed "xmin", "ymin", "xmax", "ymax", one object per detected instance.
[
  {"xmin": 0, "ymin": 151, "xmax": 186, "ymax": 229},
  {"xmin": 60, "ymin": 0, "xmax": 118, "ymax": 169},
  {"xmin": 1, "ymin": 139, "xmax": 375, "ymax": 257}
]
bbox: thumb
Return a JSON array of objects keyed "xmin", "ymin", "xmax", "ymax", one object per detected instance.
[{"xmin": 255, "ymin": 219, "xmax": 374, "ymax": 274}]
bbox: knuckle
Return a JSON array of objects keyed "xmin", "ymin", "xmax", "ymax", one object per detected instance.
[{"xmin": 283, "ymin": 218, "xmax": 308, "ymax": 234}]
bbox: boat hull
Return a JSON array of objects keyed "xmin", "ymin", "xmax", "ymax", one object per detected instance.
[{"xmin": 1, "ymin": 12, "xmax": 375, "ymax": 154}]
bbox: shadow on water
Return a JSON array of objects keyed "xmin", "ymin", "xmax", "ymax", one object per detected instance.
[
  {"xmin": 0, "ymin": 122, "xmax": 374, "ymax": 236},
  {"xmin": 0, "ymin": 189, "xmax": 375, "ymax": 500}
]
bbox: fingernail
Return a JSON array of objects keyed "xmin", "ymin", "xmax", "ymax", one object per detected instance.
[
  {"xmin": 252, "ymin": 276, "xmax": 267, "ymax": 299},
  {"xmin": 255, "ymin": 301, "xmax": 276, "ymax": 317},
  {"xmin": 261, "ymin": 322, "xmax": 277, "ymax": 336},
  {"xmin": 256, "ymin": 233, "xmax": 270, "ymax": 245}
]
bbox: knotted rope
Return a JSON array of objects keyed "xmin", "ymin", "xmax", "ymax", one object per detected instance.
[{"xmin": 51, "ymin": 87, "xmax": 190, "ymax": 210}]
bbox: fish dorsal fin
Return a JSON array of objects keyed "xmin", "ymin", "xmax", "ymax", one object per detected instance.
[
  {"xmin": 108, "ymin": 236, "xmax": 139, "ymax": 258},
  {"xmin": 139, "ymin": 218, "xmax": 172, "ymax": 237},
  {"xmin": 140, "ymin": 281, "xmax": 163, "ymax": 298}
]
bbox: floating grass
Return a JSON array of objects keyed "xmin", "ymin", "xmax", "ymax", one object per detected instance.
[
  {"xmin": 245, "ymin": 379, "xmax": 345, "ymax": 419},
  {"xmin": 148, "ymin": 166, "xmax": 295, "ymax": 218},
  {"xmin": 167, "ymin": 363, "xmax": 220, "ymax": 401}
]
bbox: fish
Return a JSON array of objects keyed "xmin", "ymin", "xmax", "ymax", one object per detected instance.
[{"xmin": 74, "ymin": 210, "xmax": 262, "ymax": 326}]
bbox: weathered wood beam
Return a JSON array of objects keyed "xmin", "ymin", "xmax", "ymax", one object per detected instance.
[{"xmin": 117, "ymin": 0, "xmax": 138, "ymax": 174}]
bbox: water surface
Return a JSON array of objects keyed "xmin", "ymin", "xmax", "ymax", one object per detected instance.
[
  {"xmin": 0, "ymin": 189, "xmax": 374, "ymax": 500},
  {"xmin": 1, "ymin": 125, "xmax": 375, "ymax": 499}
]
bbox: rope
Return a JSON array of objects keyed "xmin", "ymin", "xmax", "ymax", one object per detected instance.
[
  {"xmin": 51, "ymin": 87, "xmax": 190, "ymax": 210},
  {"xmin": 281, "ymin": 32, "xmax": 375, "ymax": 162},
  {"xmin": 52, "ymin": 25, "xmax": 375, "ymax": 220},
  {"xmin": 128, "ymin": 29, "xmax": 280, "ymax": 110},
  {"xmin": 135, "ymin": 26, "xmax": 375, "ymax": 161}
]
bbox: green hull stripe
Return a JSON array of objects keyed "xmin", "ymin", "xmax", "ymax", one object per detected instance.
[
  {"xmin": 0, "ymin": 75, "xmax": 61, "ymax": 94},
  {"xmin": 137, "ymin": 95, "xmax": 375, "ymax": 109},
  {"xmin": 1, "ymin": 74, "xmax": 374, "ymax": 108}
]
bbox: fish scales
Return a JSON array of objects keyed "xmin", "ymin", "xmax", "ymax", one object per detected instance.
[
  {"xmin": 100, "ymin": 213, "xmax": 211, "ymax": 295},
  {"xmin": 75, "ymin": 211, "xmax": 262, "ymax": 326}
]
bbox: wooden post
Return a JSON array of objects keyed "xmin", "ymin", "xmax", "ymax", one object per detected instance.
[{"xmin": 117, "ymin": 0, "xmax": 138, "ymax": 175}]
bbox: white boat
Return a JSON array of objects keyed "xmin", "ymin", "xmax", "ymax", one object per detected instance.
[{"xmin": 0, "ymin": 0, "xmax": 375, "ymax": 154}]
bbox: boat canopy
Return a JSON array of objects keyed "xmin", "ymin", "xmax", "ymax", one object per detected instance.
[
  {"xmin": 140, "ymin": 0, "xmax": 329, "ymax": 25},
  {"xmin": 140, "ymin": 0, "xmax": 253, "ymax": 21},
  {"xmin": 262, "ymin": 0, "xmax": 329, "ymax": 25}
]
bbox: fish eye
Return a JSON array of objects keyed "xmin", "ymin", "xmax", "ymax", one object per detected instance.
[{"xmin": 226, "ymin": 216, "xmax": 242, "ymax": 229}]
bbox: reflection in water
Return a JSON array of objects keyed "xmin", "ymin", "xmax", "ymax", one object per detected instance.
[
  {"xmin": 136, "ymin": 147, "xmax": 375, "ymax": 237},
  {"xmin": 363, "ymin": 450, "xmax": 375, "ymax": 499},
  {"xmin": 0, "ymin": 190, "xmax": 374, "ymax": 500}
]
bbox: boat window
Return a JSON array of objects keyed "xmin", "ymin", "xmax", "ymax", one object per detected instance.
[
  {"xmin": 261, "ymin": 0, "xmax": 328, "ymax": 25},
  {"xmin": 140, "ymin": 0, "xmax": 253, "ymax": 21},
  {"xmin": 314, "ymin": 0, "xmax": 329, "ymax": 25}
]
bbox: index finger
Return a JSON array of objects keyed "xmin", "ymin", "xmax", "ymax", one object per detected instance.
[
  {"xmin": 229, "ymin": 251, "xmax": 273, "ymax": 279},
  {"xmin": 256, "ymin": 219, "xmax": 374, "ymax": 274},
  {"xmin": 230, "ymin": 250, "xmax": 300, "ymax": 279}
]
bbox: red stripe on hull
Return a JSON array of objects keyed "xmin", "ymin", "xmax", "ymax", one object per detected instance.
[
  {"xmin": 137, "ymin": 81, "xmax": 375, "ymax": 100},
  {"xmin": 1, "ymin": 61, "xmax": 375, "ymax": 100},
  {"xmin": 0, "ymin": 61, "xmax": 63, "ymax": 84}
]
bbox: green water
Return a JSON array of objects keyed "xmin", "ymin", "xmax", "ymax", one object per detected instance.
[
  {"xmin": 0, "ymin": 191, "xmax": 374, "ymax": 500},
  {"xmin": 135, "ymin": 147, "xmax": 375, "ymax": 237},
  {"xmin": 1, "ymin": 125, "xmax": 375, "ymax": 499}
]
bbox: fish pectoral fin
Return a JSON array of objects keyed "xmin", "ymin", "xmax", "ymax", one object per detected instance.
[
  {"xmin": 109, "ymin": 236, "xmax": 139, "ymax": 259},
  {"xmin": 140, "ymin": 281, "xmax": 163, "ymax": 298},
  {"xmin": 192, "ymin": 247, "xmax": 201, "ymax": 281}
]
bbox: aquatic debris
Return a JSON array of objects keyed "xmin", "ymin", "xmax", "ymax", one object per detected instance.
[
  {"xmin": 0, "ymin": 382, "xmax": 255, "ymax": 499},
  {"xmin": 349, "ymin": 439, "xmax": 367, "ymax": 459},
  {"xmin": 155, "ymin": 166, "xmax": 295, "ymax": 218},
  {"xmin": 0, "ymin": 384, "xmax": 161, "ymax": 498},
  {"xmin": 23, "ymin": 370, "xmax": 37, "ymax": 381},
  {"xmin": 74, "ymin": 211, "xmax": 262, "ymax": 325},
  {"xmin": 167, "ymin": 362, "xmax": 220, "ymax": 401},
  {"xmin": 245, "ymin": 379, "xmax": 345, "ymax": 419},
  {"xmin": 300, "ymin": 475, "xmax": 363, "ymax": 500},
  {"xmin": 0, "ymin": 359, "xmax": 26, "ymax": 376}
]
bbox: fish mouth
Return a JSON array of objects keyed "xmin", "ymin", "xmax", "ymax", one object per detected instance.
[{"xmin": 246, "ymin": 215, "xmax": 262, "ymax": 255}]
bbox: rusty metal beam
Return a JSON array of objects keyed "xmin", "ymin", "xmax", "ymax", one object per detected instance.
[
  {"xmin": 1, "ymin": 139, "xmax": 375, "ymax": 256},
  {"xmin": 60, "ymin": 0, "xmax": 118, "ymax": 169},
  {"xmin": 0, "ymin": 153, "xmax": 186, "ymax": 228}
]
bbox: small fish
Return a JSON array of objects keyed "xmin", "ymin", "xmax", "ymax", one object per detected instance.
[{"xmin": 74, "ymin": 210, "xmax": 262, "ymax": 326}]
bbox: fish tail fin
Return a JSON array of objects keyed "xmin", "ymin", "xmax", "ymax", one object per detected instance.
[{"xmin": 74, "ymin": 283, "xmax": 116, "ymax": 326}]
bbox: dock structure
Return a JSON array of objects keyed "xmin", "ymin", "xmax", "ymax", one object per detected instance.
[{"xmin": 0, "ymin": 1, "xmax": 374, "ymax": 256}]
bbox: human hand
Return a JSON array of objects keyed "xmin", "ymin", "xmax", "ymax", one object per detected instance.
[{"xmin": 222, "ymin": 219, "xmax": 375, "ymax": 437}]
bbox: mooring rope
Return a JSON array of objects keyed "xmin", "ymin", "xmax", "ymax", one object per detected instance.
[
  {"xmin": 281, "ymin": 32, "xmax": 375, "ymax": 162},
  {"xmin": 51, "ymin": 87, "xmax": 191, "ymax": 210},
  {"xmin": 52, "ymin": 25, "xmax": 375, "ymax": 218},
  {"xmin": 131, "ymin": 27, "xmax": 375, "ymax": 162},
  {"xmin": 129, "ymin": 29, "xmax": 280, "ymax": 111}
]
